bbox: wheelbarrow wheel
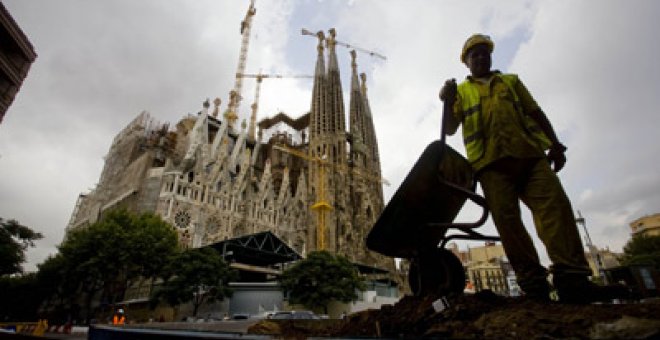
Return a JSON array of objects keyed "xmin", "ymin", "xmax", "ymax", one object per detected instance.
[{"xmin": 409, "ymin": 248, "xmax": 465, "ymax": 296}]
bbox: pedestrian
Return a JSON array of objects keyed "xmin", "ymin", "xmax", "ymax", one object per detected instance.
[{"xmin": 439, "ymin": 34, "xmax": 627, "ymax": 303}]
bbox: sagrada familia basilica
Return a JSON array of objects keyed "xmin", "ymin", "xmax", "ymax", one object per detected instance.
[{"xmin": 66, "ymin": 11, "xmax": 395, "ymax": 275}]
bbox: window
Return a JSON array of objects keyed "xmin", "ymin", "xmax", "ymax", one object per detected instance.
[{"xmin": 174, "ymin": 211, "xmax": 191, "ymax": 229}]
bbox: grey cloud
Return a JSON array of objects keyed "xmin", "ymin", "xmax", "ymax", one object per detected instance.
[
  {"xmin": 513, "ymin": 0, "xmax": 660, "ymax": 252},
  {"xmin": 3, "ymin": 0, "xmax": 658, "ymax": 271}
]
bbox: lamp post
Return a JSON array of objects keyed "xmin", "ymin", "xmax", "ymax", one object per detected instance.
[{"xmin": 576, "ymin": 211, "xmax": 607, "ymax": 284}]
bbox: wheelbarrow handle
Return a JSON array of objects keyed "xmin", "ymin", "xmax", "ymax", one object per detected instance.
[
  {"xmin": 440, "ymin": 99, "xmax": 451, "ymax": 146},
  {"xmin": 427, "ymin": 175, "xmax": 489, "ymax": 230},
  {"xmin": 440, "ymin": 79, "xmax": 458, "ymax": 145}
]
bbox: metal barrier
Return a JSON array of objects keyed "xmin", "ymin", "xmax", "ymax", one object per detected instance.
[{"xmin": 89, "ymin": 324, "xmax": 270, "ymax": 340}]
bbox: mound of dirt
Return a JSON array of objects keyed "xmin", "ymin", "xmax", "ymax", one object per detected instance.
[{"xmin": 248, "ymin": 292, "xmax": 660, "ymax": 339}]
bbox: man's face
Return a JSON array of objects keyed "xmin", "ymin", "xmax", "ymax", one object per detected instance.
[{"xmin": 465, "ymin": 44, "xmax": 491, "ymax": 77}]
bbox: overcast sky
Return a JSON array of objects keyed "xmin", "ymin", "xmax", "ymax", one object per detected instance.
[{"xmin": 2, "ymin": 0, "xmax": 659, "ymax": 272}]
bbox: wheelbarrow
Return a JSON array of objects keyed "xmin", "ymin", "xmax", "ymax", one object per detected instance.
[{"xmin": 366, "ymin": 102, "xmax": 499, "ymax": 296}]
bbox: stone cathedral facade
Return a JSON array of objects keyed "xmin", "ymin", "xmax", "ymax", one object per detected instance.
[{"xmin": 66, "ymin": 30, "xmax": 395, "ymax": 273}]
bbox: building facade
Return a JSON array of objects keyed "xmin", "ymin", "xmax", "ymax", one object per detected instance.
[
  {"xmin": 66, "ymin": 29, "xmax": 395, "ymax": 278},
  {"xmin": 0, "ymin": 2, "xmax": 37, "ymax": 123},
  {"xmin": 584, "ymin": 246, "xmax": 621, "ymax": 280},
  {"xmin": 630, "ymin": 213, "xmax": 660, "ymax": 237},
  {"xmin": 448, "ymin": 242, "xmax": 520, "ymax": 296},
  {"xmin": 465, "ymin": 242, "xmax": 516, "ymax": 296}
]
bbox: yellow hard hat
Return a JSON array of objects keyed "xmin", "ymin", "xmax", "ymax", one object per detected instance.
[{"xmin": 461, "ymin": 34, "xmax": 494, "ymax": 63}]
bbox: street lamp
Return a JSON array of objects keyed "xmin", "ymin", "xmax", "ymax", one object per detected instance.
[{"xmin": 576, "ymin": 211, "xmax": 607, "ymax": 284}]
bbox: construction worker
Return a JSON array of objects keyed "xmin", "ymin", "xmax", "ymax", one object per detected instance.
[
  {"xmin": 439, "ymin": 34, "xmax": 627, "ymax": 303},
  {"xmin": 112, "ymin": 308, "xmax": 126, "ymax": 325}
]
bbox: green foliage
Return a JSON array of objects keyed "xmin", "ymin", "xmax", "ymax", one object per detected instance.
[
  {"xmin": 278, "ymin": 251, "xmax": 366, "ymax": 313},
  {"xmin": 150, "ymin": 247, "xmax": 237, "ymax": 316},
  {"xmin": 37, "ymin": 254, "xmax": 79, "ymax": 305},
  {"xmin": 0, "ymin": 218, "xmax": 43, "ymax": 276},
  {"xmin": 620, "ymin": 234, "xmax": 660, "ymax": 269},
  {"xmin": 0, "ymin": 210, "xmax": 180, "ymax": 321},
  {"xmin": 51, "ymin": 209, "xmax": 179, "ymax": 318}
]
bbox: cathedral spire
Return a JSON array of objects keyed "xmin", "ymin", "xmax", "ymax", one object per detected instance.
[
  {"xmin": 323, "ymin": 28, "xmax": 347, "ymax": 166},
  {"xmin": 360, "ymin": 73, "xmax": 379, "ymax": 163},
  {"xmin": 360, "ymin": 73, "xmax": 368, "ymax": 98},
  {"xmin": 360, "ymin": 72, "xmax": 383, "ymax": 207},
  {"xmin": 349, "ymin": 50, "xmax": 367, "ymax": 167},
  {"xmin": 309, "ymin": 30, "xmax": 326, "ymax": 139},
  {"xmin": 306, "ymin": 28, "xmax": 350, "ymax": 253}
]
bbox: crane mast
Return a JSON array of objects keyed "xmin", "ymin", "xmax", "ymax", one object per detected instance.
[
  {"xmin": 273, "ymin": 144, "xmax": 331, "ymax": 251},
  {"xmin": 225, "ymin": 0, "xmax": 257, "ymax": 126},
  {"xmin": 272, "ymin": 142, "xmax": 388, "ymax": 251}
]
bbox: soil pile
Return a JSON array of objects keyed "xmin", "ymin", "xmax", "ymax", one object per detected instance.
[{"xmin": 248, "ymin": 292, "xmax": 660, "ymax": 339}]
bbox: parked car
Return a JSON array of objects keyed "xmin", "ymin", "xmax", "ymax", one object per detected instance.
[
  {"xmin": 270, "ymin": 311, "xmax": 320, "ymax": 320},
  {"xmin": 231, "ymin": 313, "xmax": 251, "ymax": 320}
]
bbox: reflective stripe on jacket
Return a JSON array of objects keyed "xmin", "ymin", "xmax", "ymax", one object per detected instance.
[
  {"xmin": 457, "ymin": 73, "xmax": 552, "ymax": 163},
  {"xmin": 113, "ymin": 315, "xmax": 125, "ymax": 325}
]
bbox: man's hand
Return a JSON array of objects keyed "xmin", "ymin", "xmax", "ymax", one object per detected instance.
[
  {"xmin": 439, "ymin": 78, "xmax": 457, "ymax": 102},
  {"xmin": 547, "ymin": 143, "xmax": 567, "ymax": 172}
]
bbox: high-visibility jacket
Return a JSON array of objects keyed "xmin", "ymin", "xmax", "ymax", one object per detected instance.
[
  {"xmin": 113, "ymin": 315, "xmax": 125, "ymax": 325},
  {"xmin": 457, "ymin": 73, "xmax": 552, "ymax": 163}
]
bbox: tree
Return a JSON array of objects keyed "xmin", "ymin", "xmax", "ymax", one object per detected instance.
[
  {"xmin": 620, "ymin": 234, "xmax": 660, "ymax": 269},
  {"xmin": 0, "ymin": 218, "xmax": 43, "ymax": 276},
  {"xmin": 150, "ymin": 247, "xmax": 237, "ymax": 317},
  {"xmin": 278, "ymin": 251, "xmax": 366, "ymax": 314},
  {"xmin": 33, "ymin": 254, "xmax": 74, "ymax": 320},
  {"xmin": 55, "ymin": 209, "xmax": 179, "ymax": 319}
]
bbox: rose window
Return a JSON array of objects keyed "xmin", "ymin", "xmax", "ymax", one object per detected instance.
[{"xmin": 174, "ymin": 211, "xmax": 191, "ymax": 229}]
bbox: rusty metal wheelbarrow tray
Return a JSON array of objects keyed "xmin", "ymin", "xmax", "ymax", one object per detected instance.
[{"xmin": 366, "ymin": 139, "xmax": 495, "ymax": 259}]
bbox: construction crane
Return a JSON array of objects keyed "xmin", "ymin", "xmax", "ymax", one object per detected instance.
[
  {"xmin": 225, "ymin": 0, "xmax": 257, "ymax": 126},
  {"xmin": 301, "ymin": 28, "xmax": 387, "ymax": 61},
  {"xmin": 272, "ymin": 144, "xmax": 331, "ymax": 251}
]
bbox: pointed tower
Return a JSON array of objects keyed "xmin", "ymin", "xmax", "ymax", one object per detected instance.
[
  {"xmin": 308, "ymin": 30, "xmax": 326, "ymax": 145},
  {"xmin": 341, "ymin": 50, "xmax": 388, "ymax": 262},
  {"xmin": 307, "ymin": 28, "xmax": 351, "ymax": 253},
  {"xmin": 323, "ymin": 28, "xmax": 348, "ymax": 168},
  {"xmin": 348, "ymin": 50, "xmax": 368, "ymax": 169},
  {"xmin": 360, "ymin": 72, "xmax": 384, "ymax": 209},
  {"xmin": 307, "ymin": 30, "xmax": 329, "ymax": 252}
]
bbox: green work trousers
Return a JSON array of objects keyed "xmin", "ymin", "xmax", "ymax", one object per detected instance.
[{"xmin": 477, "ymin": 157, "xmax": 590, "ymax": 292}]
